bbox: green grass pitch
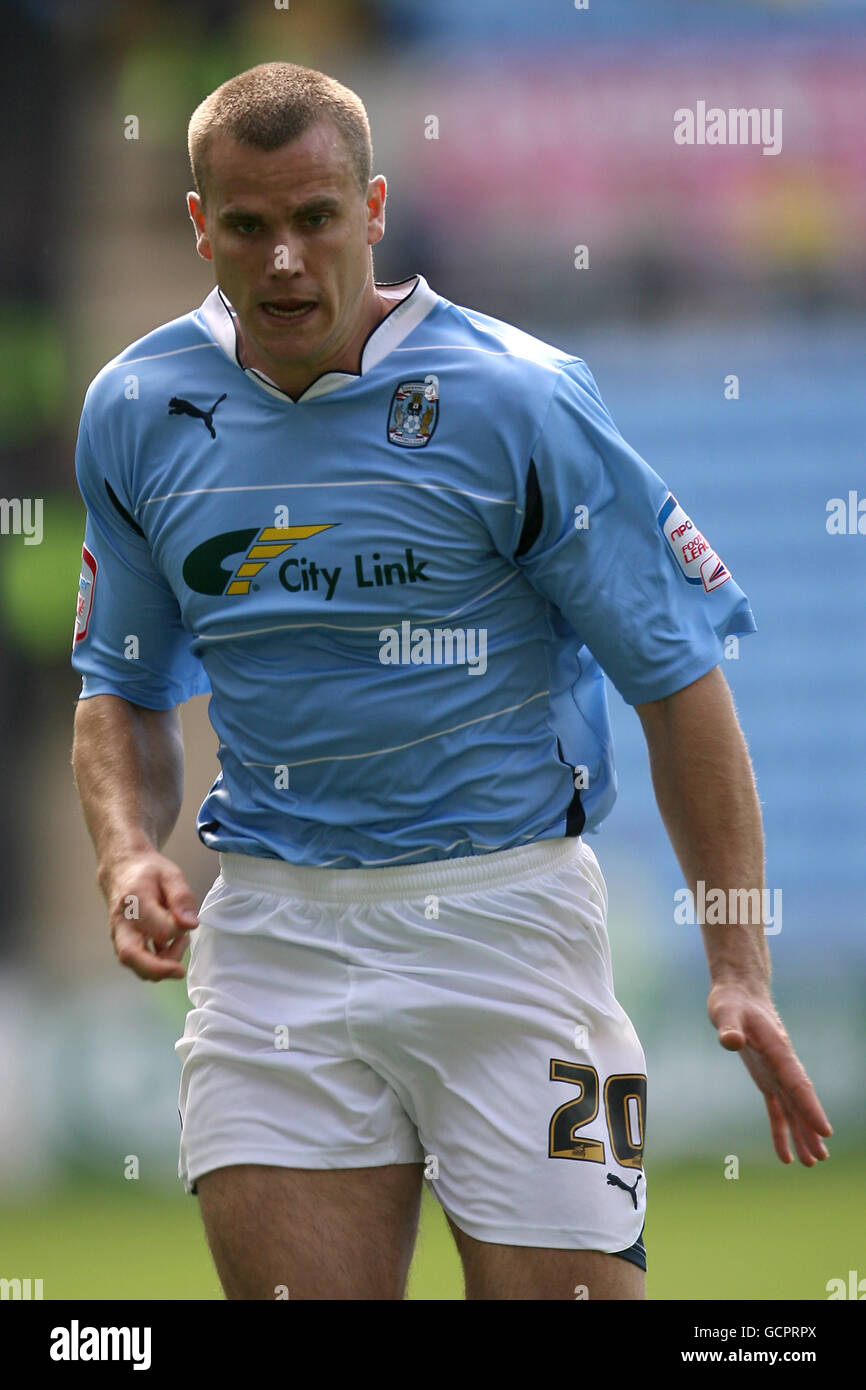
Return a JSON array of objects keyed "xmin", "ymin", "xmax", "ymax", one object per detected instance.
[{"xmin": 1, "ymin": 1152, "xmax": 859, "ymax": 1300}]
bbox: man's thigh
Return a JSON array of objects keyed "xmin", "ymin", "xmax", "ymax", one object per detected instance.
[
  {"xmin": 356, "ymin": 840, "xmax": 649, "ymax": 1284},
  {"xmin": 446, "ymin": 1216, "xmax": 645, "ymax": 1301},
  {"xmin": 196, "ymin": 1161, "xmax": 424, "ymax": 1300}
]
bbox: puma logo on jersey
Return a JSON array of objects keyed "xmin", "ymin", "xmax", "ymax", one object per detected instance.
[
  {"xmin": 606, "ymin": 1172, "xmax": 642, "ymax": 1209},
  {"xmin": 168, "ymin": 393, "xmax": 227, "ymax": 439}
]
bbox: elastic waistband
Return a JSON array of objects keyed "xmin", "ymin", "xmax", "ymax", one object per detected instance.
[{"xmin": 217, "ymin": 836, "xmax": 585, "ymax": 904}]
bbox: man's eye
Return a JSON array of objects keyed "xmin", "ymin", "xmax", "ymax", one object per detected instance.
[
  {"xmin": 233, "ymin": 222, "xmax": 259, "ymax": 235},
  {"xmin": 307, "ymin": 214, "xmax": 330, "ymax": 228}
]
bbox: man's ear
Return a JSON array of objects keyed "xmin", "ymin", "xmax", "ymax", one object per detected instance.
[
  {"xmin": 366, "ymin": 175, "xmax": 387, "ymax": 247},
  {"xmin": 187, "ymin": 191, "xmax": 212, "ymax": 262}
]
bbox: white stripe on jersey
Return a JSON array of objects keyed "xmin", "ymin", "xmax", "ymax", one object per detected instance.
[{"xmin": 240, "ymin": 690, "xmax": 550, "ymax": 768}]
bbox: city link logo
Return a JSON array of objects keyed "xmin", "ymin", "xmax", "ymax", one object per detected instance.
[
  {"xmin": 183, "ymin": 524, "xmax": 432, "ymax": 600},
  {"xmin": 183, "ymin": 525, "xmax": 335, "ymax": 596}
]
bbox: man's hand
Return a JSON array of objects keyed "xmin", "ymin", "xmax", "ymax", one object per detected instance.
[
  {"xmin": 636, "ymin": 666, "xmax": 832, "ymax": 1169},
  {"xmin": 708, "ymin": 978, "xmax": 832, "ymax": 1166},
  {"xmin": 101, "ymin": 850, "xmax": 199, "ymax": 982},
  {"xmin": 72, "ymin": 696, "xmax": 196, "ymax": 981}
]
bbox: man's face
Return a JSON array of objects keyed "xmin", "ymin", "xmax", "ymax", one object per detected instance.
[{"xmin": 187, "ymin": 122, "xmax": 385, "ymax": 386}]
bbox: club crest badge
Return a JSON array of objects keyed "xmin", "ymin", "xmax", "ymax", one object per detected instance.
[{"xmin": 387, "ymin": 375, "xmax": 439, "ymax": 448}]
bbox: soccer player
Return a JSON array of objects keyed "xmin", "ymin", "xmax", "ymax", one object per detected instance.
[{"xmin": 70, "ymin": 62, "xmax": 832, "ymax": 1301}]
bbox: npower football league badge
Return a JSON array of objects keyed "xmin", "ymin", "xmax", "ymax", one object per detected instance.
[{"xmin": 658, "ymin": 493, "xmax": 730, "ymax": 592}]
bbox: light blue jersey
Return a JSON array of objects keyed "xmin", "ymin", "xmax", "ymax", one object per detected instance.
[{"xmin": 71, "ymin": 274, "xmax": 756, "ymax": 867}]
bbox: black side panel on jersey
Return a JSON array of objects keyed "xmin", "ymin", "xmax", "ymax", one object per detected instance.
[
  {"xmin": 104, "ymin": 478, "xmax": 146, "ymax": 538},
  {"xmin": 515, "ymin": 458, "xmax": 543, "ymax": 558},
  {"xmin": 556, "ymin": 737, "xmax": 586, "ymax": 837},
  {"xmin": 518, "ymin": 465, "xmax": 584, "ymax": 837}
]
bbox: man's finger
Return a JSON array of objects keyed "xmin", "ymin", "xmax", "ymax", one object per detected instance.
[
  {"xmin": 756, "ymin": 1057, "xmax": 830, "ymax": 1166},
  {"xmin": 113, "ymin": 921, "xmax": 188, "ymax": 982},
  {"xmin": 764, "ymin": 1092, "xmax": 793, "ymax": 1165},
  {"xmin": 783, "ymin": 1071, "xmax": 833, "ymax": 1138},
  {"xmin": 776, "ymin": 1088, "xmax": 827, "ymax": 1166},
  {"xmin": 110, "ymin": 864, "xmax": 197, "ymax": 947},
  {"xmin": 161, "ymin": 866, "xmax": 200, "ymax": 928},
  {"xmin": 780, "ymin": 1081, "xmax": 831, "ymax": 1160},
  {"xmin": 779, "ymin": 1090, "xmax": 830, "ymax": 1164},
  {"xmin": 112, "ymin": 893, "xmax": 180, "ymax": 950},
  {"xmin": 154, "ymin": 933, "xmax": 191, "ymax": 965},
  {"xmin": 743, "ymin": 1013, "xmax": 833, "ymax": 1136},
  {"xmin": 709, "ymin": 1000, "xmax": 747, "ymax": 1051}
]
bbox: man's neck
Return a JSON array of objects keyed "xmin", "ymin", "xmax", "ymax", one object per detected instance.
[{"xmin": 232, "ymin": 284, "xmax": 395, "ymax": 401}]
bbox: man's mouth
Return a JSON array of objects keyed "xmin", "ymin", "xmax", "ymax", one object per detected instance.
[{"xmin": 260, "ymin": 299, "xmax": 318, "ymax": 321}]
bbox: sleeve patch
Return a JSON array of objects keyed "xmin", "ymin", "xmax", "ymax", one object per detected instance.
[
  {"xmin": 73, "ymin": 543, "xmax": 97, "ymax": 645},
  {"xmin": 658, "ymin": 493, "xmax": 730, "ymax": 593}
]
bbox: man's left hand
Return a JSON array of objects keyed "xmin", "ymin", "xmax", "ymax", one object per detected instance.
[{"xmin": 708, "ymin": 980, "xmax": 833, "ymax": 1166}]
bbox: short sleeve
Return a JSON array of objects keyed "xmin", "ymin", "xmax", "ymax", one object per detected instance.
[
  {"xmin": 512, "ymin": 359, "xmax": 756, "ymax": 705},
  {"xmin": 71, "ymin": 408, "xmax": 210, "ymax": 709}
]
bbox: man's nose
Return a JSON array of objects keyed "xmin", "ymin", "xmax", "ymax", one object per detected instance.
[{"xmin": 269, "ymin": 233, "xmax": 305, "ymax": 275}]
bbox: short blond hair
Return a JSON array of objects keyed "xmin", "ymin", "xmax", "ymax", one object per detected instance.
[{"xmin": 188, "ymin": 62, "xmax": 373, "ymax": 204}]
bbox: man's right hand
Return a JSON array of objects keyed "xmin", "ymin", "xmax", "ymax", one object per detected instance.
[{"xmin": 100, "ymin": 850, "xmax": 200, "ymax": 981}]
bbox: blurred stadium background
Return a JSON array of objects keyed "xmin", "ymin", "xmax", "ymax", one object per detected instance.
[{"xmin": 0, "ymin": 0, "xmax": 863, "ymax": 1299}]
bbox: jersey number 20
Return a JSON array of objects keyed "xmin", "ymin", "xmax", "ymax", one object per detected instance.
[{"xmin": 548, "ymin": 1060, "xmax": 646, "ymax": 1169}]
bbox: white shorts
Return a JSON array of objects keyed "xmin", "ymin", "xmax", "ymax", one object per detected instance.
[{"xmin": 175, "ymin": 836, "xmax": 647, "ymax": 1264}]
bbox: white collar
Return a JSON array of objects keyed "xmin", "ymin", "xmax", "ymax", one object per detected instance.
[{"xmin": 197, "ymin": 274, "xmax": 437, "ymax": 403}]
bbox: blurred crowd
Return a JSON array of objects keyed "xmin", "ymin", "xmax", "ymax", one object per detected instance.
[{"xmin": 1, "ymin": 0, "xmax": 864, "ymax": 963}]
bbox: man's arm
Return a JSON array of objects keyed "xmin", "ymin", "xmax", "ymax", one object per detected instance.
[
  {"xmin": 635, "ymin": 664, "xmax": 832, "ymax": 1167},
  {"xmin": 71, "ymin": 693, "xmax": 200, "ymax": 981}
]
